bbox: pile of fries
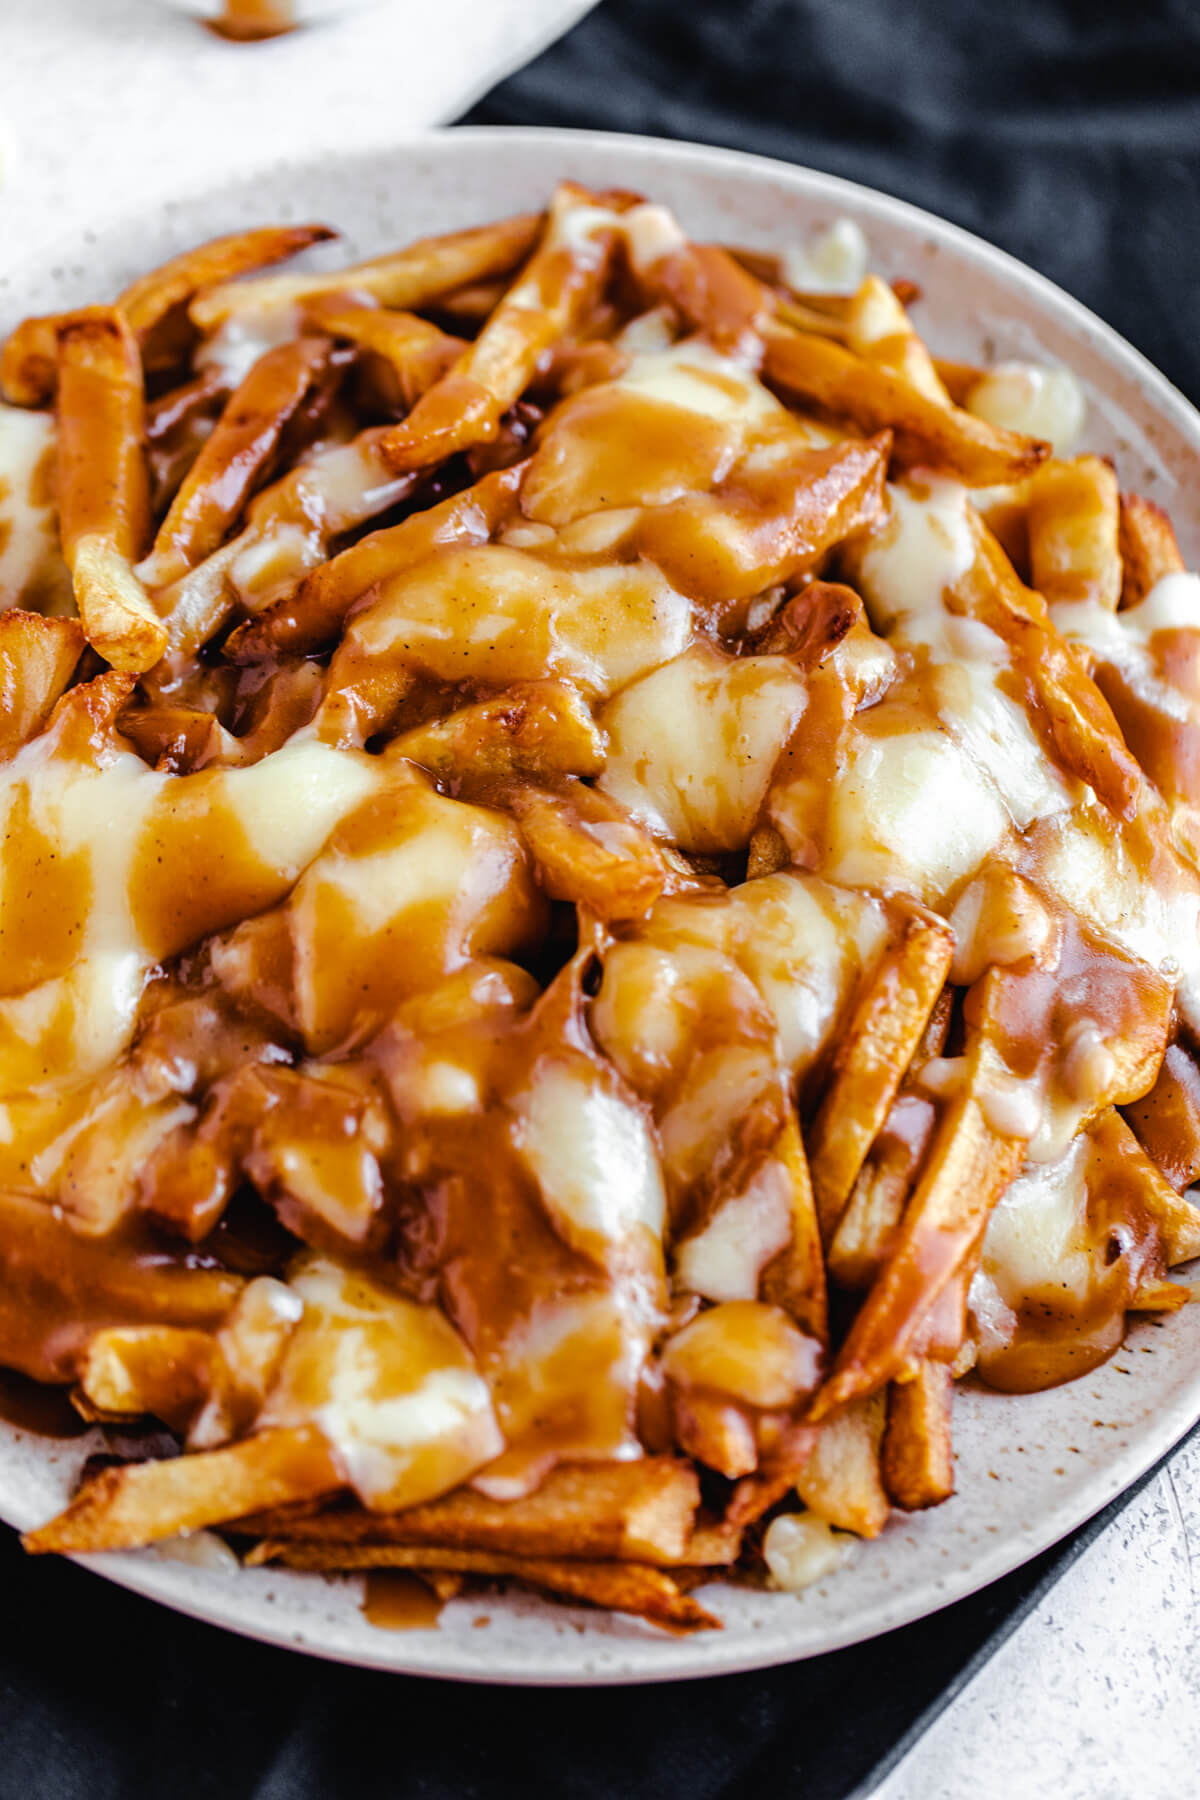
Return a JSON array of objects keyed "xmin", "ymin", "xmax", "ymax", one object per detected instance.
[{"xmin": 0, "ymin": 182, "xmax": 1198, "ymax": 1633}]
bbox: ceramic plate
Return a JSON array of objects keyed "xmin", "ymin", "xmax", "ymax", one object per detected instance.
[{"xmin": 1, "ymin": 128, "xmax": 1198, "ymax": 1684}]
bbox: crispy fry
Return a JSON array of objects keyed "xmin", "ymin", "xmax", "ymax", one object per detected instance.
[
  {"xmin": 0, "ymin": 611, "xmax": 85, "ymax": 756},
  {"xmin": 794, "ymin": 1392, "xmax": 889, "ymax": 1537},
  {"xmin": 808, "ymin": 907, "xmax": 954, "ymax": 1245},
  {"xmin": 142, "ymin": 337, "xmax": 335, "ymax": 587},
  {"xmin": 505, "ymin": 782, "xmax": 668, "ymax": 922},
  {"xmin": 300, "ymin": 300, "xmax": 463, "ymax": 412},
  {"xmin": 763, "ymin": 321, "xmax": 1050, "ymax": 485},
  {"xmin": 247, "ymin": 1542, "xmax": 719, "ymax": 1631},
  {"xmin": 1123, "ymin": 1044, "xmax": 1200, "ymax": 1193},
  {"xmin": 1, "ymin": 226, "xmax": 333, "ymax": 405},
  {"xmin": 932, "ymin": 357, "xmax": 984, "ymax": 407},
  {"xmin": 225, "ymin": 461, "xmax": 522, "ymax": 663},
  {"xmin": 77, "ymin": 1325, "xmax": 215, "ymax": 1429},
  {"xmin": 826, "ymin": 1144, "xmax": 913, "ymax": 1292},
  {"xmin": 1118, "ymin": 491, "xmax": 1185, "ymax": 607},
  {"xmin": 880, "ymin": 1359, "xmax": 955, "ymax": 1510},
  {"xmin": 55, "ymin": 311, "xmax": 164, "ymax": 671},
  {"xmin": 1027, "ymin": 454, "xmax": 1121, "ymax": 609},
  {"xmin": 390, "ymin": 682, "xmax": 605, "ymax": 786},
  {"xmin": 1089, "ymin": 1107, "xmax": 1200, "ymax": 1266},
  {"xmin": 23, "ymin": 1425, "xmax": 341, "ymax": 1553},
  {"xmin": 191, "ymin": 212, "xmax": 542, "ymax": 332},
  {"xmin": 840, "ymin": 275, "xmax": 950, "ymax": 403},
  {"xmin": 812, "ymin": 1084, "xmax": 1026, "ymax": 1419},
  {"xmin": 377, "ymin": 189, "xmax": 618, "ymax": 476},
  {"xmin": 759, "ymin": 1111, "xmax": 829, "ymax": 1343},
  {"xmin": 236, "ymin": 1457, "xmax": 702, "ymax": 1563}
]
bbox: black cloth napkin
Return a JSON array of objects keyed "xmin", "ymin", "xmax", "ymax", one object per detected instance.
[
  {"xmin": 6, "ymin": 5, "xmax": 1200, "ymax": 1796},
  {"xmin": 465, "ymin": 0, "xmax": 1200, "ymax": 406}
]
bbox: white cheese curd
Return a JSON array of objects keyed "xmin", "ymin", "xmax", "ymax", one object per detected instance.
[
  {"xmin": 598, "ymin": 645, "xmax": 808, "ymax": 853},
  {"xmin": 616, "ymin": 336, "xmax": 787, "ymax": 421},
  {"xmin": 780, "ymin": 218, "xmax": 869, "ymax": 296},
  {"xmin": 261, "ymin": 1257, "xmax": 502, "ymax": 1512},
  {"xmin": 675, "ymin": 1157, "xmax": 793, "ymax": 1301},
  {"xmin": 763, "ymin": 1512, "xmax": 856, "ymax": 1591},
  {"xmin": 854, "ymin": 478, "xmax": 976, "ymax": 629},
  {"xmin": 510, "ymin": 1058, "xmax": 667, "ymax": 1253},
  {"xmin": 965, "ymin": 361, "xmax": 1086, "ymax": 456},
  {"xmin": 978, "ymin": 1135, "xmax": 1092, "ymax": 1310}
]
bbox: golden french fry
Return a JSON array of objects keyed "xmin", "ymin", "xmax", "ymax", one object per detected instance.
[
  {"xmin": 808, "ymin": 907, "xmax": 954, "ymax": 1245},
  {"xmin": 1, "ymin": 226, "xmax": 334, "ymax": 405},
  {"xmin": 225, "ymin": 461, "xmax": 522, "ymax": 663},
  {"xmin": 377, "ymin": 189, "xmax": 618, "ymax": 477},
  {"xmin": 880, "ymin": 1359, "xmax": 955, "ymax": 1510},
  {"xmin": 969, "ymin": 525, "xmax": 1142, "ymax": 820},
  {"xmin": 24, "ymin": 1425, "xmax": 341, "ymax": 1553},
  {"xmin": 639, "ymin": 242, "xmax": 773, "ymax": 361},
  {"xmin": 826, "ymin": 1143, "xmax": 913, "ymax": 1292},
  {"xmin": 746, "ymin": 580, "xmax": 863, "ymax": 664},
  {"xmin": 431, "ymin": 278, "xmax": 509, "ymax": 325},
  {"xmin": 0, "ymin": 611, "xmax": 85, "ymax": 756},
  {"xmin": 300, "ymin": 299, "xmax": 463, "ymax": 412},
  {"xmin": 77, "ymin": 1325, "xmax": 215, "ymax": 1429},
  {"xmin": 235, "ymin": 1457, "xmax": 702, "ymax": 1563},
  {"xmin": 143, "ymin": 336, "xmax": 335, "ymax": 586},
  {"xmin": 1118, "ymin": 492, "xmax": 1185, "ymax": 608},
  {"xmin": 247, "ymin": 1542, "xmax": 720, "ymax": 1631},
  {"xmin": 1128, "ymin": 1279, "xmax": 1191, "ymax": 1313},
  {"xmin": 812, "ymin": 1091, "xmax": 1026, "ymax": 1420},
  {"xmin": 390, "ymin": 682, "xmax": 605, "ymax": 786},
  {"xmin": 839, "ymin": 275, "xmax": 950, "ymax": 403},
  {"xmin": 1122, "ymin": 1044, "xmax": 1200, "ymax": 1194},
  {"xmin": 1027, "ymin": 454, "xmax": 1121, "ymax": 609},
  {"xmin": 506, "ymin": 782, "xmax": 667, "ymax": 922},
  {"xmin": 763, "ymin": 321, "xmax": 1050, "ymax": 485},
  {"xmin": 759, "ymin": 1112, "xmax": 829, "ymax": 1344},
  {"xmin": 118, "ymin": 703, "xmax": 240, "ymax": 773},
  {"xmin": 191, "ymin": 212, "xmax": 542, "ymax": 332},
  {"xmin": 55, "ymin": 311, "xmax": 164, "ymax": 671},
  {"xmin": 794, "ymin": 1392, "xmax": 889, "ymax": 1537},
  {"xmin": 1089, "ymin": 1107, "xmax": 1200, "ymax": 1266}
]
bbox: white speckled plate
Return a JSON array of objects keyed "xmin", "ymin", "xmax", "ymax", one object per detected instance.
[{"xmin": 2, "ymin": 128, "xmax": 1199, "ymax": 1684}]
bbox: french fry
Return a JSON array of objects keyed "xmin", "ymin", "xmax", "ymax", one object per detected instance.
[
  {"xmin": 759, "ymin": 1111, "xmax": 829, "ymax": 1343},
  {"xmin": 763, "ymin": 320, "xmax": 1050, "ymax": 485},
  {"xmin": 793, "ymin": 1392, "xmax": 889, "ymax": 1537},
  {"xmin": 932, "ymin": 357, "xmax": 985, "ymax": 407},
  {"xmin": 880, "ymin": 1359, "xmax": 955, "ymax": 1510},
  {"xmin": 191, "ymin": 212, "xmax": 542, "ymax": 332},
  {"xmin": 639, "ymin": 241, "xmax": 773, "ymax": 362},
  {"xmin": 300, "ymin": 299, "xmax": 463, "ymax": 412},
  {"xmin": 0, "ymin": 611, "xmax": 85, "ymax": 756},
  {"xmin": 225, "ymin": 461, "xmax": 522, "ymax": 663},
  {"xmin": 812, "ymin": 1086, "xmax": 1026, "ymax": 1419},
  {"xmin": 235, "ymin": 1457, "xmax": 702, "ymax": 1563},
  {"xmin": 141, "ymin": 337, "xmax": 335, "ymax": 587},
  {"xmin": 839, "ymin": 275, "xmax": 950, "ymax": 403},
  {"xmin": 1, "ymin": 226, "xmax": 334, "ymax": 405},
  {"xmin": 1122, "ymin": 1044, "xmax": 1200, "ymax": 1194},
  {"xmin": 389, "ymin": 681, "xmax": 605, "ymax": 786},
  {"xmin": 23, "ymin": 1425, "xmax": 341, "ymax": 1553},
  {"xmin": 55, "ymin": 311, "xmax": 164, "ymax": 672},
  {"xmin": 808, "ymin": 907, "xmax": 954, "ymax": 1246},
  {"xmin": 246, "ymin": 1542, "xmax": 720, "ymax": 1632},
  {"xmin": 505, "ymin": 782, "xmax": 667, "ymax": 922},
  {"xmin": 1027, "ymin": 454, "xmax": 1121, "ymax": 609},
  {"xmin": 1089, "ymin": 1107, "xmax": 1200, "ymax": 1266},
  {"xmin": 377, "ymin": 188, "xmax": 618, "ymax": 476},
  {"xmin": 77, "ymin": 1325, "xmax": 215, "ymax": 1429},
  {"xmin": 1128, "ymin": 1278, "xmax": 1191, "ymax": 1313},
  {"xmin": 826, "ymin": 1143, "xmax": 913, "ymax": 1292},
  {"xmin": 1118, "ymin": 492, "xmax": 1185, "ymax": 608}
]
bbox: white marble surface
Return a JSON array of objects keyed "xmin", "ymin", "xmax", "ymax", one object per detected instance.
[
  {"xmin": 0, "ymin": 6, "xmax": 1198, "ymax": 1786},
  {"xmin": 880, "ymin": 1427, "xmax": 1200, "ymax": 1799}
]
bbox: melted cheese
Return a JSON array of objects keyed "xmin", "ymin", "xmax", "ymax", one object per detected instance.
[
  {"xmin": 965, "ymin": 362, "xmax": 1086, "ymax": 456},
  {"xmin": 675, "ymin": 1156, "xmax": 793, "ymax": 1301},
  {"xmin": 598, "ymin": 645, "xmax": 808, "ymax": 852},
  {"xmin": 0, "ymin": 405, "xmax": 72, "ymax": 614},
  {"xmin": 261, "ymin": 1256, "xmax": 502, "ymax": 1510}
]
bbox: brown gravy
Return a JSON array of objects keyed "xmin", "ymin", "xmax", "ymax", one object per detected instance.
[{"xmin": 361, "ymin": 1570, "xmax": 444, "ymax": 1631}]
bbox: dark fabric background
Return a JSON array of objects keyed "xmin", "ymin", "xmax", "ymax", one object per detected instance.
[
  {"xmin": 6, "ymin": 4, "xmax": 1199, "ymax": 1796},
  {"xmin": 466, "ymin": 0, "xmax": 1200, "ymax": 405}
]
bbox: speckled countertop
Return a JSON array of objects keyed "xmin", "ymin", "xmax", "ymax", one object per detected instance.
[{"xmin": 1, "ymin": 8, "xmax": 1198, "ymax": 1794}]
